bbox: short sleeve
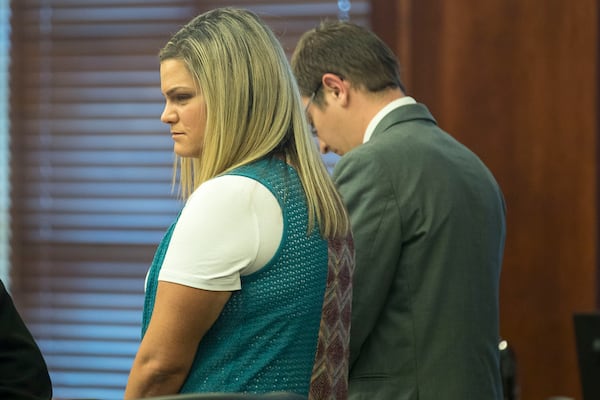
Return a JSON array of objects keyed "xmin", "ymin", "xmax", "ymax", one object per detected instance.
[{"xmin": 158, "ymin": 175, "xmax": 282, "ymax": 291}]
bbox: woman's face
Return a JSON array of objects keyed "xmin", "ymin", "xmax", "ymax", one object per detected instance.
[{"xmin": 160, "ymin": 59, "xmax": 207, "ymax": 157}]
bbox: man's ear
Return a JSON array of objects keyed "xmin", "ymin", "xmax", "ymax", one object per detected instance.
[{"xmin": 322, "ymin": 73, "xmax": 349, "ymax": 106}]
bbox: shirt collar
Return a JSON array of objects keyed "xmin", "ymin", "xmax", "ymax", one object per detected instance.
[{"xmin": 363, "ymin": 96, "xmax": 417, "ymax": 143}]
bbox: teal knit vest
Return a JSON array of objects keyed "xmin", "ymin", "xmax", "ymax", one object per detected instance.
[{"xmin": 142, "ymin": 157, "xmax": 328, "ymax": 395}]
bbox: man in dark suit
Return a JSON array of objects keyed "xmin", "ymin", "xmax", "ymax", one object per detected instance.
[
  {"xmin": 292, "ymin": 21, "xmax": 506, "ymax": 400},
  {"xmin": 0, "ymin": 279, "xmax": 52, "ymax": 400}
]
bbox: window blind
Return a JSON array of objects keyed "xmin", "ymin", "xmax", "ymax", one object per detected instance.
[
  {"xmin": 0, "ymin": 0, "xmax": 9, "ymax": 285},
  {"xmin": 8, "ymin": 1, "xmax": 370, "ymax": 399}
]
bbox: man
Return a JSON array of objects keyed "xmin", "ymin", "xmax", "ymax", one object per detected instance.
[
  {"xmin": 292, "ymin": 21, "xmax": 506, "ymax": 400},
  {"xmin": 0, "ymin": 279, "xmax": 53, "ymax": 400}
]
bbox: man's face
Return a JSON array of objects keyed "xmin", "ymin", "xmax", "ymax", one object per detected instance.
[{"xmin": 303, "ymin": 95, "xmax": 350, "ymax": 156}]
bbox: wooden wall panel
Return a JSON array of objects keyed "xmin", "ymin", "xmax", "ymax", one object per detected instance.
[{"xmin": 371, "ymin": 0, "xmax": 598, "ymax": 399}]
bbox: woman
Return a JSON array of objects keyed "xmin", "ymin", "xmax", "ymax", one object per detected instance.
[{"xmin": 124, "ymin": 8, "xmax": 353, "ymax": 400}]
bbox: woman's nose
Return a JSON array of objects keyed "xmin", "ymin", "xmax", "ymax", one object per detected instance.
[{"xmin": 160, "ymin": 104, "xmax": 176, "ymax": 124}]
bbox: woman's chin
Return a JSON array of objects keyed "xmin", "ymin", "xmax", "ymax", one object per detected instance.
[{"xmin": 174, "ymin": 145, "xmax": 201, "ymax": 158}]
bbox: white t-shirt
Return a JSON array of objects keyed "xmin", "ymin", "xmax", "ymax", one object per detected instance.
[{"xmin": 157, "ymin": 175, "xmax": 284, "ymax": 291}]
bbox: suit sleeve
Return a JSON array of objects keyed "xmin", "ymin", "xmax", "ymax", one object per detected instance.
[{"xmin": 333, "ymin": 148, "xmax": 403, "ymax": 368}]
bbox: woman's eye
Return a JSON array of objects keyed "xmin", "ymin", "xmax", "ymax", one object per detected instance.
[{"xmin": 175, "ymin": 94, "xmax": 192, "ymax": 102}]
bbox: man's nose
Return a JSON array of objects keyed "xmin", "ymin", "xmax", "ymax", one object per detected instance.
[{"xmin": 318, "ymin": 138, "xmax": 330, "ymax": 154}]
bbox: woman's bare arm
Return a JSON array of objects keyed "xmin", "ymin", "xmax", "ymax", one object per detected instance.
[{"xmin": 124, "ymin": 281, "xmax": 231, "ymax": 399}]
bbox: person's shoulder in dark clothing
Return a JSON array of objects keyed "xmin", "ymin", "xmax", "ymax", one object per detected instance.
[{"xmin": 0, "ymin": 279, "xmax": 53, "ymax": 400}]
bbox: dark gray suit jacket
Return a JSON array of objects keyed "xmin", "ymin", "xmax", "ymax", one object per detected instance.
[{"xmin": 333, "ymin": 103, "xmax": 505, "ymax": 400}]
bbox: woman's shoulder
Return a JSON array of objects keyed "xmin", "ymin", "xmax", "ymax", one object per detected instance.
[
  {"xmin": 186, "ymin": 174, "xmax": 277, "ymax": 212},
  {"xmin": 193, "ymin": 174, "xmax": 262, "ymax": 197}
]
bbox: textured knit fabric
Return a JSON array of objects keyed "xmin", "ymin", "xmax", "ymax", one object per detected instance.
[
  {"xmin": 142, "ymin": 157, "xmax": 329, "ymax": 395},
  {"xmin": 309, "ymin": 235, "xmax": 354, "ymax": 400}
]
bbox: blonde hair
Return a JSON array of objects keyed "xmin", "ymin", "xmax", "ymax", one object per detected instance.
[{"xmin": 159, "ymin": 8, "xmax": 349, "ymax": 238}]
